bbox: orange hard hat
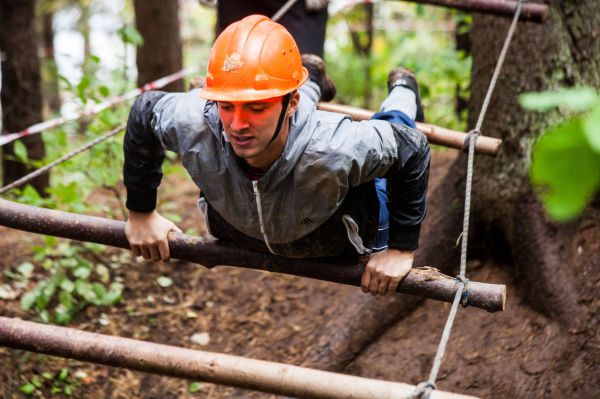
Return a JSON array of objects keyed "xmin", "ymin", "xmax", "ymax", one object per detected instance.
[{"xmin": 199, "ymin": 14, "xmax": 309, "ymax": 102}]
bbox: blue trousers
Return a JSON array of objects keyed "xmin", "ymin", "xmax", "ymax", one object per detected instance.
[{"xmin": 371, "ymin": 110, "xmax": 417, "ymax": 252}]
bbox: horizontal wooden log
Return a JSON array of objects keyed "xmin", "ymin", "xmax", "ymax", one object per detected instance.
[
  {"xmin": 397, "ymin": 0, "xmax": 549, "ymax": 23},
  {"xmin": 0, "ymin": 317, "xmax": 480, "ymax": 399},
  {"xmin": 0, "ymin": 198, "xmax": 506, "ymax": 312},
  {"xmin": 317, "ymin": 102, "xmax": 502, "ymax": 156}
]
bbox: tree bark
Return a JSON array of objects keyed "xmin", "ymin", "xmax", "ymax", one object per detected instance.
[
  {"xmin": 133, "ymin": 0, "xmax": 184, "ymax": 92},
  {"xmin": 40, "ymin": 11, "xmax": 61, "ymax": 114},
  {"xmin": 0, "ymin": 0, "xmax": 49, "ymax": 193},
  {"xmin": 302, "ymin": 1, "xmax": 600, "ymax": 388},
  {"xmin": 467, "ymin": 0, "xmax": 600, "ymax": 327}
]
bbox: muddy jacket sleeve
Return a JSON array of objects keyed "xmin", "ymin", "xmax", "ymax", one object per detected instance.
[
  {"xmin": 123, "ymin": 91, "xmax": 169, "ymax": 212},
  {"xmin": 385, "ymin": 124, "xmax": 431, "ymax": 250}
]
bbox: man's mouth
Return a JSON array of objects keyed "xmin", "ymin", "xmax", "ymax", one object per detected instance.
[{"xmin": 231, "ymin": 135, "xmax": 254, "ymax": 146}]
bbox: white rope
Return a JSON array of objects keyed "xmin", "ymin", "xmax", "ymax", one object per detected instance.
[
  {"xmin": 0, "ymin": 125, "xmax": 126, "ymax": 195},
  {"xmin": 272, "ymin": 0, "xmax": 300, "ymax": 21},
  {"xmin": 413, "ymin": 2, "xmax": 524, "ymax": 398},
  {"xmin": 0, "ymin": 67, "xmax": 196, "ymax": 148}
]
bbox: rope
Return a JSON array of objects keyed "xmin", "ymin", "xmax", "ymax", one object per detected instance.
[
  {"xmin": 0, "ymin": 125, "xmax": 126, "ymax": 196},
  {"xmin": 413, "ymin": 2, "xmax": 524, "ymax": 398},
  {"xmin": 271, "ymin": 0, "xmax": 300, "ymax": 21},
  {"xmin": 0, "ymin": 67, "xmax": 196, "ymax": 148}
]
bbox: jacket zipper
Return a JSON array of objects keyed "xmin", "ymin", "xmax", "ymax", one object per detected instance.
[{"xmin": 252, "ymin": 181, "xmax": 277, "ymax": 255}]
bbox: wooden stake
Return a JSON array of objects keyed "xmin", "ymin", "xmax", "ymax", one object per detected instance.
[
  {"xmin": 0, "ymin": 317, "xmax": 480, "ymax": 399},
  {"xmin": 0, "ymin": 199, "xmax": 506, "ymax": 312}
]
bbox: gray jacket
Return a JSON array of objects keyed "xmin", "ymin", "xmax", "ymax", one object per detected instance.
[{"xmin": 124, "ymin": 84, "xmax": 430, "ymax": 258}]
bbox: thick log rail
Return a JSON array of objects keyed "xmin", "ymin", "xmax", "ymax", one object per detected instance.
[
  {"xmin": 0, "ymin": 198, "xmax": 506, "ymax": 312},
  {"xmin": 399, "ymin": 0, "xmax": 549, "ymax": 23},
  {"xmin": 0, "ymin": 317, "xmax": 480, "ymax": 399},
  {"xmin": 317, "ymin": 102, "xmax": 503, "ymax": 156}
]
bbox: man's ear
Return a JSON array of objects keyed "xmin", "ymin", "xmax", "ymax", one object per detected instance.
[{"xmin": 287, "ymin": 91, "xmax": 300, "ymax": 117}]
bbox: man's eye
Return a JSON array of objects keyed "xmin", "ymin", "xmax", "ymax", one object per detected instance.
[
  {"xmin": 249, "ymin": 107, "xmax": 266, "ymax": 113},
  {"xmin": 219, "ymin": 104, "xmax": 233, "ymax": 111}
]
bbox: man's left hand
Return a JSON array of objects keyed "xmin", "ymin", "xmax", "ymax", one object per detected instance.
[{"xmin": 361, "ymin": 248, "xmax": 414, "ymax": 296}]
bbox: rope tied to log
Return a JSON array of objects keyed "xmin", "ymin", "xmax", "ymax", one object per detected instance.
[
  {"xmin": 457, "ymin": 275, "xmax": 471, "ymax": 308},
  {"xmin": 461, "ymin": 130, "xmax": 480, "ymax": 153},
  {"xmin": 414, "ymin": 381, "xmax": 437, "ymax": 397},
  {"xmin": 415, "ymin": 1, "xmax": 524, "ymax": 398}
]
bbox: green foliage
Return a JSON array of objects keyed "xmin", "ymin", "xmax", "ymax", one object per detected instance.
[
  {"xmin": 118, "ymin": 25, "xmax": 144, "ymax": 47},
  {"xmin": 520, "ymin": 87, "xmax": 597, "ymax": 113},
  {"xmin": 18, "ymin": 239, "xmax": 124, "ymax": 324},
  {"xmin": 7, "ymin": 37, "xmax": 153, "ymax": 324},
  {"xmin": 188, "ymin": 381, "xmax": 204, "ymax": 393},
  {"xmin": 326, "ymin": 3, "xmax": 471, "ymax": 131},
  {"xmin": 521, "ymin": 88, "xmax": 600, "ymax": 220},
  {"xmin": 19, "ymin": 367, "xmax": 77, "ymax": 396}
]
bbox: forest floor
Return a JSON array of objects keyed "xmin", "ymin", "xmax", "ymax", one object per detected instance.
[{"xmin": 0, "ymin": 149, "xmax": 596, "ymax": 398}]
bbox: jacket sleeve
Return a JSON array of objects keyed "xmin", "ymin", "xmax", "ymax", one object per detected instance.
[
  {"xmin": 123, "ymin": 91, "xmax": 169, "ymax": 212},
  {"xmin": 385, "ymin": 124, "xmax": 431, "ymax": 250}
]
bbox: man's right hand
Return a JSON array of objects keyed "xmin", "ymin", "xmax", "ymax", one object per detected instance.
[{"xmin": 125, "ymin": 210, "xmax": 183, "ymax": 262}]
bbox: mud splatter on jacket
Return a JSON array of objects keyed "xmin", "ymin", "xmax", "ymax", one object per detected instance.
[{"xmin": 124, "ymin": 86, "xmax": 430, "ymax": 259}]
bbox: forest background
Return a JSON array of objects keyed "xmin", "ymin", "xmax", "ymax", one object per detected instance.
[{"xmin": 0, "ymin": 0, "xmax": 598, "ymax": 398}]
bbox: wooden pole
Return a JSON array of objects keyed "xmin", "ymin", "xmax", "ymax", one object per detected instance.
[
  {"xmin": 317, "ymin": 102, "xmax": 502, "ymax": 156},
  {"xmin": 0, "ymin": 317, "xmax": 480, "ymax": 399},
  {"xmin": 0, "ymin": 198, "xmax": 506, "ymax": 312},
  {"xmin": 397, "ymin": 0, "xmax": 549, "ymax": 23}
]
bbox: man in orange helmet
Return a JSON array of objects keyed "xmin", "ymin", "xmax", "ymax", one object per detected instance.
[{"xmin": 123, "ymin": 15, "xmax": 430, "ymax": 296}]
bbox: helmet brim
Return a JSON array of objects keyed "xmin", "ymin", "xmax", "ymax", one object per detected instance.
[{"xmin": 199, "ymin": 69, "xmax": 309, "ymax": 102}]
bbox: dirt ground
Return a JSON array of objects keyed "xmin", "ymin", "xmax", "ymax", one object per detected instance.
[{"xmin": 0, "ymin": 150, "xmax": 597, "ymax": 398}]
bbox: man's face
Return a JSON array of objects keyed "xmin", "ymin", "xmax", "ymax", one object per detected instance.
[{"xmin": 217, "ymin": 93, "xmax": 298, "ymax": 170}]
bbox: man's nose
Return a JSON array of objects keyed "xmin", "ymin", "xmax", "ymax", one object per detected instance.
[{"xmin": 230, "ymin": 107, "xmax": 249, "ymax": 131}]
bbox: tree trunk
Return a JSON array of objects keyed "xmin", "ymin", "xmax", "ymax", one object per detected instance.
[
  {"xmin": 79, "ymin": 0, "xmax": 91, "ymax": 72},
  {"xmin": 133, "ymin": 0, "xmax": 184, "ymax": 92},
  {"xmin": 40, "ymin": 11, "xmax": 61, "ymax": 114},
  {"xmin": 467, "ymin": 0, "xmax": 600, "ymax": 327},
  {"xmin": 0, "ymin": 0, "xmax": 49, "ymax": 193},
  {"xmin": 302, "ymin": 2, "xmax": 600, "ymax": 392}
]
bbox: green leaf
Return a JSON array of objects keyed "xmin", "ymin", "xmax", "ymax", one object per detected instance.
[
  {"xmin": 520, "ymin": 88, "xmax": 597, "ymax": 112},
  {"xmin": 55, "ymin": 305, "xmax": 73, "ymax": 324},
  {"xmin": 19, "ymin": 383, "xmax": 36, "ymax": 394},
  {"xmin": 91, "ymin": 283, "xmax": 108, "ymax": 305},
  {"xmin": 59, "ymin": 290, "xmax": 74, "ymax": 308},
  {"xmin": 530, "ymin": 117, "xmax": 600, "ymax": 220},
  {"xmin": 17, "ymin": 262, "xmax": 34, "ymax": 278},
  {"xmin": 583, "ymin": 101, "xmax": 600, "ymax": 152},
  {"xmin": 13, "ymin": 140, "xmax": 29, "ymax": 163},
  {"xmin": 156, "ymin": 276, "xmax": 173, "ymax": 288},
  {"xmin": 188, "ymin": 382, "xmax": 203, "ymax": 393},
  {"xmin": 119, "ymin": 25, "xmax": 144, "ymax": 47},
  {"xmin": 75, "ymin": 280, "xmax": 96, "ymax": 301},
  {"xmin": 98, "ymin": 85, "xmax": 110, "ymax": 97},
  {"xmin": 73, "ymin": 266, "xmax": 91, "ymax": 279},
  {"xmin": 31, "ymin": 376, "xmax": 43, "ymax": 388},
  {"xmin": 415, "ymin": 4, "xmax": 425, "ymax": 16},
  {"xmin": 21, "ymin": 291, "xmax": 38, "ymax": 310},
  {"xmin": 60, "ymin": 279, "xmax": 75, "ymax": 293},
  {"xmin": 59, "ymin": 368, "xmax": 69, "ymax": 381}
]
